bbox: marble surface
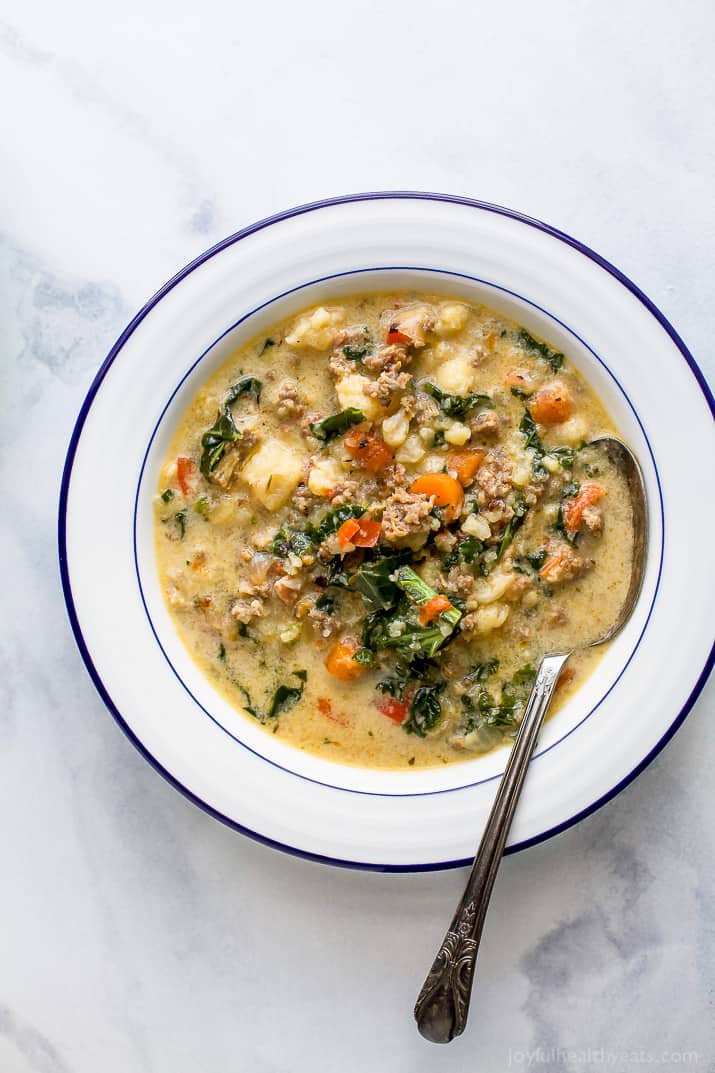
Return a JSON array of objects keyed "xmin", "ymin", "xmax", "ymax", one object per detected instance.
[{"xmin": 2, "ymin": 2, "xmax": 714, "ymax": 1070}]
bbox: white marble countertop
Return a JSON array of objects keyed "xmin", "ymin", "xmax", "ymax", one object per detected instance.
[{"xmin": 2, "ymin": 3, "xmax": 713, "ymax": 1070}]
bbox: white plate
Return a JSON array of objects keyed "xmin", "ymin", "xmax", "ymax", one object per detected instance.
[{"xmin": 59, "ymin": 193, "xmax": 715, "ymax": 871}]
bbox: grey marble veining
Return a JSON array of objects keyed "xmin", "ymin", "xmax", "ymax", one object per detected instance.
[{"xmin": 1, "ymin": 2, "xmax": 713, "ymax": 1070}]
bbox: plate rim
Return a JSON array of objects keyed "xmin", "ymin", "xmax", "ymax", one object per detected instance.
[{"xmin": 57, "ymin": 190, "xmax": 715, "ymax": 872}]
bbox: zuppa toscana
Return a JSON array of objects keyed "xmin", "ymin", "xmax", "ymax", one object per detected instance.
[{"xmin": 154, "ymin": 293, "xmax": 634, "ymax": 769}]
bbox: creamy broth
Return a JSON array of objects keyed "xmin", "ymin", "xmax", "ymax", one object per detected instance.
[{"xmin": 154, "ymin": 293, "xmax": 633, "ymax": 769}]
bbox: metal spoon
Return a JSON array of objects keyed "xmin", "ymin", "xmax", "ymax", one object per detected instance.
[{"xmin": 414, "ymin": 436, "xmax": 648, "ymax": 1044}]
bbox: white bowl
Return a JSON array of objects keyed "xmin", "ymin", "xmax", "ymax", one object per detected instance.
[{"xmin": 59, "ymin": 193, "xmax": 715, "ymax": 870}]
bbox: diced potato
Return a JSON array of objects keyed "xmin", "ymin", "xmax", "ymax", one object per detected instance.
[
  {"xmin": 433, "ymin": 353, "xmax": 476, "ymax": 395},
  {"xmin": 421, "ymin": 453, "xmax": 448, "ymax": 473},
  {"xmin": 386, "ymin": 304, "xmax": 434, "ymax": 347},
  {"xmin": 285, "ymin": 306, "xmax": 345, "ymax": 350},
  {"xmin": 473, "ymin": 602, "xmax": 510, "ymax": 634},
  {"xmin": 382, "ymin": 409, "xmax": 410, "ymax": 448},
  {"xmin": 462, "ymin": 513, "xmax": 491, "ymax": 540},
  {"xmin": 307, "ymin": 456, "xmax": 344, "ymax": 496},
  {"xmin": 444, "ymin": 421, "xmax": 471, "ymax": 446},
  {"xmin": 548, "ymin": 415, "xmax": 588, "ymax": 446},
  {"xmin": 511, "ymin": 459, "xmax": 532, "ymax": 487},
  {"xmin": 504, "ymin": 432, "xmax": 535, "ymax": 487},
  {"xmin": 242, "ymin": 439, "xmax": 305, "ymax": 510},
  {"xmin": 335, "ymin": 373, "xmax": 384, "ymax": 420},
  {"xmin": 432, "ymin": 341, "xmax": 454, "ymax": 362},
  {"xmin": 541, "ymin": 454, "xmax": 561, "ymax": 474},
  {"xmin": 473, "ymin": 572, "xmax": 513, "ymax": 604},
  {"xmin": 434, "ymin": 303, "xmax": 469, "ymax": 334},
  {"xmin": 279, "ymin": 622, "xmax": 302, "ymax": 644},
  {"xmin": 210, "ymin": 499, "xmax": 238, "ymax": 527},
  {"xmin": 395, "ymin": 434, "xmax": 426, "ymax": 464}
]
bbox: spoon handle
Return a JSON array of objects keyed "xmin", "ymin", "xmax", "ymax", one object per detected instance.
[{"xmin": 414, "ymin": 652, "xmax": 569, "ymax": 1044}]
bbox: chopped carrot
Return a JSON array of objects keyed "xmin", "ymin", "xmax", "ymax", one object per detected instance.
[
  {"xmin": 374, "ymin": 696, "xmax": 409, "ymax": 723},
  {"xmin": 539, "ymin": 552, "xmax": 564, "ymax": 582},
  {"xmin": 318, "ymin": 697, "xmax": 349, "ymax": 726},
  {"xmin": 505, "ymin": 367, "xmax": 533, "ymax": 390},
  {"xmin": 386, "ymin": 328, "xmax": 412, "ymax": 345},
  {"xmin": 176, "ymin": 456, "xmax": 193, "ymax": 496},
  {"xmin": 562, "ymin": 481, "xmax": 607, "ymax": 534},
  {"xmin": 325, "ymin": 638, "xmax": 366, "ymax": 680},
  {"xmin": 418, "ymin": 594, "xmax": 454, "ymax": 625},
  {"xmin": 529, "ymin": 382, "xmax": 573, "ymax": 425},
  {"xmin": 538, "ymin": 547, "xmax": 578, "ymax": 583},
  {"xmin": 337, "ymin": 519, "xmax": 360, "ymax": 547},
  {"xmin": 344, "ymin": 426, "xmax": 394, "ymax": 474},
  {"xmin": 336, "ymin": 517, "xmax": 382, "ymax": 548},
  {"xmin": 410, "ymin": 473, "xmax": 464, "ymax": 522},
  {"xmin": 447, "ymin": 449, "xmax": 485, "ymax": 486}
]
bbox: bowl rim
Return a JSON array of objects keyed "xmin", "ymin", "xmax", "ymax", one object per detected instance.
[{"xmin": 57, "ymin": 191, "xmax": 715, "ymax": 871}]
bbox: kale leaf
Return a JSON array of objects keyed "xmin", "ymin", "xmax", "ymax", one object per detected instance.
[
  {"xmin": 343, "ymin": 336, "xmax": 372, "ymax": 363},
  {"xmin": 404, "ymin": 682, "xmax": 446, "ymax": 737},
  {"xmin": 353, "ymin": 554, "xmax": 408, "ymax": 612},
  {"xmin": 496, "ymin": 492, "xmax": 528, "ymax": 560},
  {"xmin": 423, "ymin": 382, "xmax": 493, "ymax": 419},
  {"xmin": 514, "ymin": 548, "xmax": 548, "ymax": 574},
  {"xmin": 225, "ymin": 376, "xmax": 262, "ymax": 406},
  {"xmin": 442, "ymin": 534, "xmax": 484, "ymax": 568},
  {"xmin": 352, "ymin": 647, "xmax": 375, "ymax": 666},
  {"xmin": 309, "ymin": 408, "xmax": 365, "ymax": 442},
  {"xmin": 519, "ymin": 409, "xmax": 548, "ymax": 477},
  {"xmin": 310, "ymin": 503, "xmax": 366, "ymax": 543},
  {"xmin": 267, "ymin": 670, "xmax": 307, "ymax": 719},
  {"xmin": 463, "ymin": 663, "xmax": 537, "ymax": 732},
  {"xmin": 516, "ymin": 328, "xmax": 564, "ymax": 372},
  {"xmin": 359, "ymin": 567, "xmax": 463, "ymax": 659},
  {"xmin": 200, "ymin": 410, "xmax": 241, "ymax": 478},
  {"xmin": 465, "ymin": 659, "xmax": 499, "ymax": 683},
  {"xmin": 200, "ymin": 377, "xmax": 262, "ymax": 478},
  {"xmin": 555, "ymin": 481, "xmax": 581, "ymax": 545},
  {"xmin": 550, "ymin": 446, "xmax": 576, "ymax": 470},
  {"xmin": 519, "ymin": 408, "xmax": 545, "ymax": 455},
  {"xmin": 393, "ymin": 566, "xmax": 461, "ymax": 627},
  {"xmin": 272, "ymin": 505, "xmax": 367, "ymax": 559}
]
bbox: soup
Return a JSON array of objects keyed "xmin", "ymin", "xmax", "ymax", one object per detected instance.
[{"xmin": 154, "ymin": 293, "xmax": 633, "ymax": 769}]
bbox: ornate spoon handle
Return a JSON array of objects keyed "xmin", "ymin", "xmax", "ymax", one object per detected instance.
[{"xmin": 414, "ymin": 652, "xmax": 569, "ymax": 1044}]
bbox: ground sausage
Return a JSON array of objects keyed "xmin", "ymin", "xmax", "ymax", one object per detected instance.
[
  {"xmin": 230, "ymin": 598, "xmax": 265, "ymax": 623},
  {"xmin": 470, "ymin": 409, "xmax": 500, "ymax": 435},
  {"xmin": 363, "ymin": 369, "xmax": 413, "ymax": 406},
  {"xmin": 539, "ymin": 541, "xmax": 588, "ymax": 584},
  {"xmin": 475, "ymin": 447, "xmax": 513, "ymax": 501},
  {"xmin": 380, "ymin": 488, "xmax": 434, "ymax": 541},
  {"xmin": 275, "ymin": 379, "xmax": 303, "ymax": 418},
  {"xmin": 363, "ymin": 343, "xmax": 409, "ymax": 374}
]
